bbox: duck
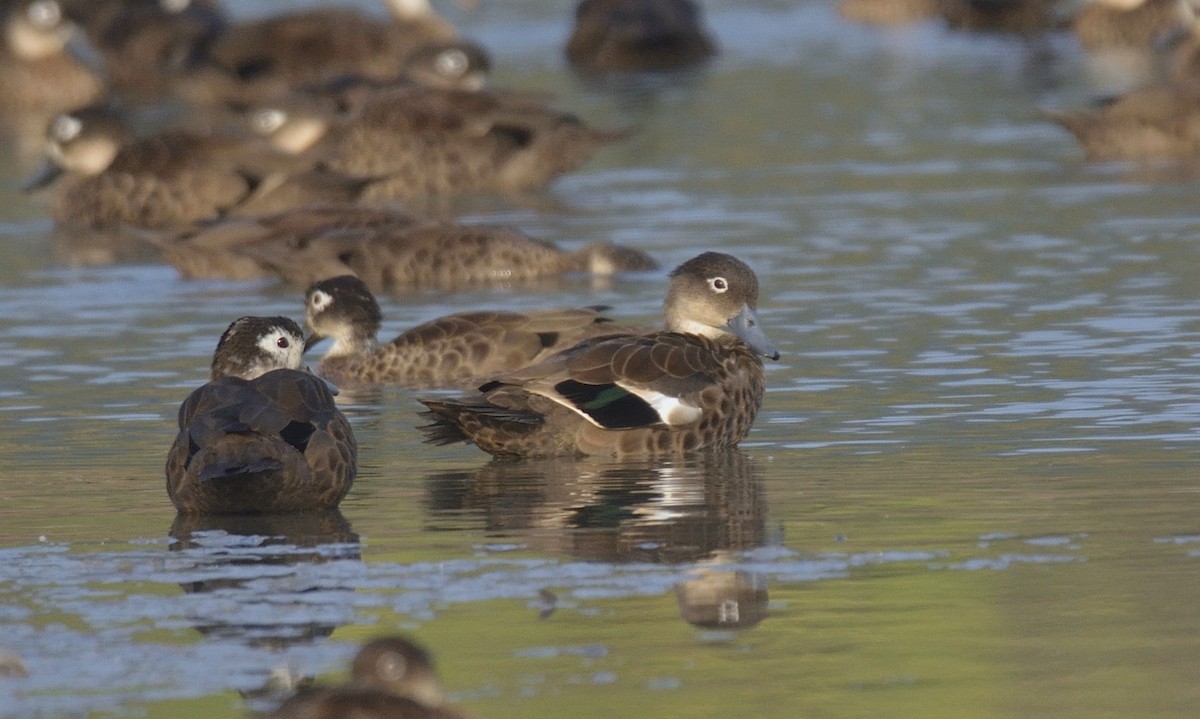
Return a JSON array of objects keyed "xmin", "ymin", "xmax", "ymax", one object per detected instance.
[
  {"xmin": 22, "ymin": 104, "xmax": 379, "ymax": 230},
  {"xmin": 0, "ymin": 0, "xmax": 105, "ymax": 117},
  {"xmin": 418, "ymin": 252, "xmax": 780, "ymax": 458},
  {"xmin": 253, "ymin": 223, "xmax": 659, "ymax": 292},
  {"xmin": 564, "ymin": 0, "xmax": 718, "ymax": 73},
  {"xmin": 147, "ymin": 204, "xmax": 419, "ymax": 281},
  {"xmin": 837, "ymin": 0, "xmax": 1075, "ymax": 32},
  {"xmin": 260, "ymin": 635, "xmax": 472, "ymax": 719},
  {"xmin": 149, "ymin": 204, "xmax": 657, "ymax": 291},
  {"xmin": 242, "ymin": 83, "xmax": 629, "ymax": 205},
  {"xmin": 166, "ymin": 316, "xmax": 357, "ymax": 514},
  {"xmin": 1071, "ymin": 0, "xmax": 1198, "ymax": 53},
  {"xmin": 183, "ymin": 0, "xmax": 462, "ymax": 104},
  {"xmin": 1043, "ymin": 82, "xmax": 1200, "ymax": 162},
  {"xmin": 303, "ymin": 274, "xmax": 626, "ymax": 389},
  {"xmin": 62, "ymin": 0, "xmax": 227, "ymax": 101}
]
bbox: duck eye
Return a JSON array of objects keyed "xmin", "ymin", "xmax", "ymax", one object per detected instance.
[
  {"xmin": 708, "ymin": 277, "xmax": 728, "ymax": 293},
  {"xmin": 277, "ymin": 336, "xmax": 290, "ymax": 349},
  {"xmin": 436, "ymin": 49, "xmax": 469, "ymax": 76}
]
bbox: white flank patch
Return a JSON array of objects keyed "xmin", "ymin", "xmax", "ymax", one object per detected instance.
[{"xmin": 636, "ymin": 387, "xmax": 702, "ymax": 426}]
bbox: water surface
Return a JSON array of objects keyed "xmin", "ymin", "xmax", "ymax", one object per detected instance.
[{"xmin": 1, "ymin": 2, "xmax": 1199, "ymax": 718}]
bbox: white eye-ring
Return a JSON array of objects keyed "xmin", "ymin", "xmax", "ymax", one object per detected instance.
[
  {"xmin": 435, "ymin": 49, "xmax": 469, "ymax": 76},
  {"xmin": 251, "ymin": 108, "xmax": 287, "ymax": 135},
  {"xmin": 50, "ymin": 114, "xmax": 82, "ymax": 143},
  {"xmin": 708, "ymin": 277, "xmax": 729, "ymax": 293},
  {"xmin": 309, "ymin": 289, "xmax": 333, "ymax": 312}
]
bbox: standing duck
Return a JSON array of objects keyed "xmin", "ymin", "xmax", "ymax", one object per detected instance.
[
  {"xmin": 304, "ymin": 274, "xmax": 626, "ymax": 389},
  {"xmin": 166, "ymin": 316, "xmax": 357, "ymax": 514},
  {"xmin": 419, "ymin": 252, "xmax": 780, "ymax": 458}
]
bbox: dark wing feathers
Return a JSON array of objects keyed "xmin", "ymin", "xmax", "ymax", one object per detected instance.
[
  {"xmin": 179, "ymin": 370, "xmax": 337, "ymax": 459},
  {"xmin": 552, "ymin": 379, "xmax": 659, "ymax": 429},
  {"xmin": 560, "ymin": 332, "xmax": 720, "ymax": 393}
]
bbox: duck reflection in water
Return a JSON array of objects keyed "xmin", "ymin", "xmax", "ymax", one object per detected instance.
[
  {"xmin": 425, "ymin": 450, "xmax": 769, "ymax": 628},
  {"xmin": 167, "ymin": 510, "xmax": 362, "ymax": 651},
  {"xmin": 425, "ymin": 451, "xmax": 766, "ymax": 562}
]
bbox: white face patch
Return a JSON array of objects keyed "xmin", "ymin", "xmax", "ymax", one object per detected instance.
[
  {"xmin": 256, "ymin": 327, "xmax": 304, "ymax": 371},
  {"xmin": 308, "ymin": 289, "xmax": 334, "ymax": 314}
]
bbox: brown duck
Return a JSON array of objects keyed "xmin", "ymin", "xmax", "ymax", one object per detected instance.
[
  {"xmin": 304, "ymin": 274, "xmax": 626, "ymax": 389},
  {"xmin": 1044, "ymin": 82, "xmax": 1200, "ymax": 162},
  {"xmin": 23, "ymin": 104, "xmax": 379, "ymax": 230},
  {"xmin": 166, "ymin": 316, "xmax": 357, "ymax": 514},
  {"xmin": 150, "ymin": 203, "xmax": 657, "ymax": 291},
  {"xmin": 565, "ymin": 0, "xmax": 718, "ymax": 73},
  {"xmin": 204, "ymin": 0, "xmax": 458, "ymax": 89},
  {"xmin": 419, "ymin": 252, "xmax": 780, "ymax": 458},
  {"xmin": 260, "ymin": 635, "xmax": 473, "ymax": 719},
  {"xmin": 245, "ymin": 83, "xmax": 629, "ymax": 204},
  {"xmin": 0, "ymin": 0, "xmax": 105, "ymax": 117}
]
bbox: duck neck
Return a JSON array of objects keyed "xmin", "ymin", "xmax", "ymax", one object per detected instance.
[{"xmin": 325, "ymin": 329, "xmax": 379, "ymax": 360}]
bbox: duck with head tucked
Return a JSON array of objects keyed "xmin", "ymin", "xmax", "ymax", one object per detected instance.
[
  {"xmin": 419, "ymin": 252, "xmax": 779, "ymax": 458},
  {"xmin": 260, "ymin": 635, "xmax": 472, "ymax": 719},
  {"xmin": 166, "ymin": 316, "xmax": 357, "ymax": 514},
  {"xmin": 565, "ymin": 0, "xmax": 718, "ymax": 73},
  {"xmin": 304, "ymin": 274, "xmax": 627, "ymax": 390},
  {"xmin": 203, "ymin": 0, "xmax": 460, "ymax": 90}
]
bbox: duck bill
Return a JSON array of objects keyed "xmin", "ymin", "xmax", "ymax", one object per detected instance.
[
  {"xmin": 21, "ymin": 161, "xmax": 64, "ymax": 193},
  {"xmin": 726, "ymin": 304, "xmax": 780, "ymax": 360}
]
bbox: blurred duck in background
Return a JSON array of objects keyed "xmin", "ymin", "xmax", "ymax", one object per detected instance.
[
  {"xmin": 173, "ymin": 0, "xmax": 490, "ymax": 106},
  {"xmin": 239, "ymin": 83, "xmax": 629, "ymax": 208},
  {"xmin": 61, "ymin": 0, "xmax": 227, "ymax": 102},
  {"xmin": 565, "ymin": 0, "xmax": 717, "ymax": 73},
  {"xmin": 22, "ymin": 103, "xmax": 385, "ymax": 232}
]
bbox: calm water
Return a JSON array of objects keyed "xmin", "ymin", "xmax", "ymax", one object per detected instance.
[{"xmin": 2, "ymin": 1, "xmax": 1200, "ymax": 718}]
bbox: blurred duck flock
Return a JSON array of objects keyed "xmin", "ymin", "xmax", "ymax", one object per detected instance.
[{"xmin": 2, "ymin": 1, "xmax": 1200, "ymax": 718}]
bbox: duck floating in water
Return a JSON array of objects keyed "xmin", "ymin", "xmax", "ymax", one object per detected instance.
[
  {"xmin": 259, "ymin": 635, "xmax": 473, "ymax": 719},
  {"xmin": 304, "ymin": 274, "xmax": 630, "ymax": 390},
  {"xmin": 565, "ymin": 0, "xmax": 718, "ymax": 73},
  {"xmin": 166, "ymin": 316, "xmax": 357, "ymax": 514},
  {"xmin": 419, "ymin": 252, "xmax": 779, "ymax": 458}
]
